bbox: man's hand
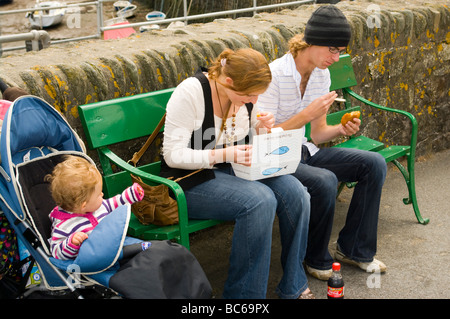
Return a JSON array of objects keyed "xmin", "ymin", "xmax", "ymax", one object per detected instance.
[
  {"xmin": 304, "ymin": 91, "xmax": 338, "ymax": 122},
  {"xmin": 340, "ymin": 118, "xmax": 361, "ymax": 136}
]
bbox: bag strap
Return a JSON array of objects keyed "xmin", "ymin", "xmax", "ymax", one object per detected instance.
[
  {"xmin": 173, "ymin": 168, "xmax": 204, "ymax": 183},
  {"xmin": 130, "ymin": 68, "xmax": 208, "ymax": 166},
  {"xmin": 129, "ymin": 113, "xmax": 166, "ymax": 166}
]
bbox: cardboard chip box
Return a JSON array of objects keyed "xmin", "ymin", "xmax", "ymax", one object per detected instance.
[{"xmin": 231, "ymin": 128, "xmax": 302, "ymax": 181}]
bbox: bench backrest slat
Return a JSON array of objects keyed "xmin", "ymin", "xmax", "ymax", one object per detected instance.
[
  {"xmin": 79, "ymin": 88, "xmax": 175, "ymax": 149},
  {"xmin": 79, "ymin": 55, "xmax": 356, "ymax": 150},
  {"xmin": 329, "ymin": 54, "xmax": 357, "ymax": 91}
]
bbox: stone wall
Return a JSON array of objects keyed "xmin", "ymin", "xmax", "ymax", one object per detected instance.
[
  {"xmin": 0, "ymin": 1, "xmax": 449, "ymax": 162},
  {"xmin": 344, "ymin": 4, "xmax": 450, "ymax": 155}
]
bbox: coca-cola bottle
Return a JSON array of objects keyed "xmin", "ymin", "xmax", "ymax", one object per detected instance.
[{"xmin": 327, "ymin": 262, "xmax": 344, "ymax": 299}]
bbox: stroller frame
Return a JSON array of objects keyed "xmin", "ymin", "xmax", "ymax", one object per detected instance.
[
  {"xmin": 0, "ymin": 96, "xmax": 114, "ymax": 299},
  {"xmin": 0, "ymin": 95, "xmax": 212, "ymax": 299}
]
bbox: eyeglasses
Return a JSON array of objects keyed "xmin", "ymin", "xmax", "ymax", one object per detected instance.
[{"xmin": 329, "ymin": 47, "xmax": 347, "ymax": 55}]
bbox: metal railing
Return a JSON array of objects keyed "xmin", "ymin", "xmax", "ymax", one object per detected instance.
[
  {"xmin": 0, "ymin": 0, "xmax": 314, "ymax": 55},
  {"xmin": 0, "ymin": 1, "xmax": 104, "ymax": 54},
  {"xmin": 102, "ymin": 0, "xmax": 314, "ymax": 31},
  {"xmin": 0, "ymin": 29, "xmax": 51, "ymax": 50}
]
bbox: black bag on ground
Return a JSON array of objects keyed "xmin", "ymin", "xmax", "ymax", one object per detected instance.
[{"xmin": 109, "ymin": 240, "xmax": 212, "ymax": 299}]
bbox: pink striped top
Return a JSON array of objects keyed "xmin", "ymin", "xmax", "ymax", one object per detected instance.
[{"xmin": 49, "ymin": 183, "xmax": 143, "ymax": 260}]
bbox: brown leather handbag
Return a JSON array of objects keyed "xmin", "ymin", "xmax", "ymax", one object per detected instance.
[
  {"xmin": 128, "ymin": 114, "xmax": 204, "ymax": 226},
  {"xmin": 129, "ymin": 174, "xmax": 179, "ymax": 226}
]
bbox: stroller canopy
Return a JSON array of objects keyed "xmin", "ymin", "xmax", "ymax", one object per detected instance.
[
  {"xmin": 0, "ymin": 96, "xmax": 85, "ymax": 220},
  {"xmin": 1, "ymin": 95, "xmax": 84, "ymax": 166}
]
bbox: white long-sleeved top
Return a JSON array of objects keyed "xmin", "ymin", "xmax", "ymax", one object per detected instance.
[
  {"xmin": 162, "ymin": 75, "xmax": 260, "ymax": 170},
  {"xmin": 256, "ymin": 53, "xmax": 331, "ymax": 156}
]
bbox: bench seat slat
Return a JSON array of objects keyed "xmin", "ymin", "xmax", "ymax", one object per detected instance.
[
  {"xmin": 332, "ymin": 135, "xmax": 385, "ymax": 152},
  {"xmin": 377, "ymin": 145, "xmax": 410, "ymax": 163},
  {"xmin": 79, "ymin": 89, "xmax": 174, "ymax": 149},
  {"xmin": 127, "ymin": 215, "xmax": 223, "ymax": 240}
]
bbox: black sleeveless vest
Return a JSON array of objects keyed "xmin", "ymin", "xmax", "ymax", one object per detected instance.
[{"xmin": 160, "ymin": 68, "xmax": 253, "ymax": 190}]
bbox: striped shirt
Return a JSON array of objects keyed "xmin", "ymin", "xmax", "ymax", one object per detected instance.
[
  {"xmin": 257, "ymin": 53, "xmax": 331, "ymax": 156},
  {"xmin": 49, "ymin": 183, "xmax": 143, "ymax": 260}
]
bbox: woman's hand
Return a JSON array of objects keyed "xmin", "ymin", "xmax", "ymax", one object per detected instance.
[
  {"xmin": 210, "ymin": 145, "xmax": 253, "ymax": 166},
  {"xmin": 230, "ymin": 145, "xmax": 252, "ymax": 166}
]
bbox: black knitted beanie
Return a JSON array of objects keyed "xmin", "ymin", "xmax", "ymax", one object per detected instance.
[{"xmin": 304, "ymin": 5, "xmax": 351, "ymax": 47}]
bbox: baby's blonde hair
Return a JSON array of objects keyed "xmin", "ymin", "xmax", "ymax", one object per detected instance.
[
  {"xmin": 208, "ymin": 48, "xmax": 272, "ymax": 95},
  {"xmin": 46, "ymin": 155, "xmax": 101, "ymax": 211}
]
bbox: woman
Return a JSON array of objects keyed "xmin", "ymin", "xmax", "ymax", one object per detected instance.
[{"xmin": 162, "ymin": 48, "xmax": 312, "ymax": 299}]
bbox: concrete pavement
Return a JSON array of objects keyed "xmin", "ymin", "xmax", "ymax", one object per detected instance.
[{"xmin": 190, "ymin": 149, "xmax": 450, "ymax": 299}]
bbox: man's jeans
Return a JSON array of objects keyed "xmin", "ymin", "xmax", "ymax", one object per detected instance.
[
  {"xmin": 294, "ymin": 146, "xmax": 387, "ymax": 270},
  {"xmin": 185, "ymin": 167, "xmax": 310, "ymax": 299}
]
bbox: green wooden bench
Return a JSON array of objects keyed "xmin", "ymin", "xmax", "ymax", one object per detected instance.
[
  {"xmin": 78, "ymin": 88, "xmax": 224, "ymax": 250},
  {"xmin": 78, "ymin": 54, "xmax": 427, "ymax": 252},
  {"xmin": 305, "ymin": 54, "xmax": 429, "ymax": 225}
]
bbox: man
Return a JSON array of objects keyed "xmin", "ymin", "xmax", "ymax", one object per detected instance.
[{"xmin": 257, "ymin": 5, "xmax": 387, "ymax": 280}]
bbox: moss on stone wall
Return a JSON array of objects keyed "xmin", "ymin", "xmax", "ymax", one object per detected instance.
[{"xmin": 0, "ymin": 2, "xmax": 448, "ymax": 160}]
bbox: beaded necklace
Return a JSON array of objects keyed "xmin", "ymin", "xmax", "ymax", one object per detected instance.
[{"xmin": 214, "ymin": 81, "xmax": 236, "ymax": 147}]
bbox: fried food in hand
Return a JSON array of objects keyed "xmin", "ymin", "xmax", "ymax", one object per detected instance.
[{"xmin": 341, "ymin": 111, "xmax": 360, "ymax": 125}]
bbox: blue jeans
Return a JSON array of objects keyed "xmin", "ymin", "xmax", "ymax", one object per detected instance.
[
  {"xmin": 185, "ymin": 166, "xmax": 310, "ymax": 299},
  {"xmin": 295, "ymin": 147, "xmax": 387, "ymax": 270}
]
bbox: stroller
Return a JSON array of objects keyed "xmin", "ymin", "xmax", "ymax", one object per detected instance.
[{"xmin": 0, "ymin": 96, "xmax": 211, "ymax": 299}]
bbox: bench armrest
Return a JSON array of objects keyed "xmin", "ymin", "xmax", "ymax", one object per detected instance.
[
  {"xmin": 344, "ymin": 88, "xmax": 418, "ymax": 152},
  {"xmin": 98, "ymin": 147, "xmax": 189, "ymax": 226}
]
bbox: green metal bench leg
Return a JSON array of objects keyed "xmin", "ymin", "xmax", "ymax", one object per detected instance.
[
  {"xmin": 337, "ymin": 182, "xmax": 346, "ymax": 198},
  {"xmin": 178, "ymin": 230, "xmax": 190, "ymax": 250},
  {"xmin": 336, "ymin": 182, "xmax": 357, "ymax": 199},
  {"xmin": 176, "ymin": 204, "xmax": 191, "ymax": 249},
  {"xmin": 392, "ymin": 158, "xmax": 430, "ymax": 225}
]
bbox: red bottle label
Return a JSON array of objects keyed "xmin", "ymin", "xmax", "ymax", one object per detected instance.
[{"xmin": 327, "ymin": 286, "xmax": 344, "ymax": 298}]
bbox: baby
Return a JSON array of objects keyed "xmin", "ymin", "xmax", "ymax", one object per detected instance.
[{"xmin": 46, "ymin": 155, "xmax": 144, "ymax": 260}]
